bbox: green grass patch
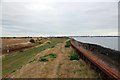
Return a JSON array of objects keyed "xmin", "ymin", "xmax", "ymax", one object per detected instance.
[
  {"xmin": 2, "ymin": 38, "xmax": 67, "ymax": 77},
  {"xmin": 47, "ymin": 41, "xmax": 51, "ymax": 44},
  {"xmin": 11, "ymin": 70, "xmax": 16, "ymax": 73},
  {"xmin": 38, "ymin": 53, "xmax": 57, "ymax": 62},
  {"xmin": 39, "ymin": 58, "xmax": 48, "ymax": 62},
  {"xmin": 50, "ymin": 45, "xmax": 55, "ymax": 48},
  {"xmin": 47, "ymin": 53, "xmax": 57, "ymax": 58},
  {"xmin": 65, "ymin": 40, "xmax": 71, "ymax": 48},
  {"xmin": 69, "ymin": 50, "xmax": 80, "ymax": 60}
]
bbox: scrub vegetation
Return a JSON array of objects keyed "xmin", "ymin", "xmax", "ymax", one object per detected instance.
[
  {"xmin": 2, "ymin": 38, "xmax": 67, "ymax": 77},
  {"xmin": 69, "ymin": 50, "xmax": 80, "ymax": 60},
  {"xmin": 2, "ymin": 37, "xmax": 99, "ymax": 78},
  {"xmin": 65, "ymin": 40, "xmax": 71, "ymax": 48},
  {"xmin": 39, "ymin": 58, "xmax": 49, "ymax": 62}
]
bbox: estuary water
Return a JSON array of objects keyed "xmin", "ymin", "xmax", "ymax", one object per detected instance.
[{"xmin": 71, "ymin": 37, "xmax": 119, "ymax": 51}]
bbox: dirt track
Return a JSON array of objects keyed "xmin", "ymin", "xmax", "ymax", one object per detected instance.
[{"xmin": 10, "ymin": 41, "xmax": 98, "ymax": 78}]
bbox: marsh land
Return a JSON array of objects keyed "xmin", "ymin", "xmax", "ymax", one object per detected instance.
[{"xmin": 2, "ymin": 37, "xmax": 99, "ymax": 78}]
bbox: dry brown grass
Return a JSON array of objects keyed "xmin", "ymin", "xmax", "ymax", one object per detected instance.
[
  {"xmin": 2, "ymin": 38, "xmax": 29, "ymax": 46},
  {"xmin": 2, "ymin": 38, "xmax": 67, "ymax": 78},
  {"xmin": 9, "ymin": 40, "xmax": 99, "ymax": 78},
  {"xmin": 2, "ymin": 38, "xmax": 48, "ymax": 55}
]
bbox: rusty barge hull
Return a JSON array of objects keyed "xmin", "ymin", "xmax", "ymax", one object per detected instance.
[{"xmin": 70, "ymin": 39, "xmax": 120, "ymax": 79}]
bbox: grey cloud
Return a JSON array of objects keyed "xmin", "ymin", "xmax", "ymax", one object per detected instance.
[{"xmin": 1, "ymin": 1, "xmax": 118, "ymax": 36}]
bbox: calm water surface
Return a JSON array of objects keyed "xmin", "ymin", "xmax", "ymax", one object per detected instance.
[{"xmin": 71, "ymin": 37, "xmax": 119, "ymax": 51}]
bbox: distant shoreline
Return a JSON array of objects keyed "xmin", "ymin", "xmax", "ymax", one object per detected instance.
[
  {"xmin": 0, "ymin": 36, "xmax": 120, "ymax": 38},
  {"xmin": 69, "ymin": 36, "xmax": 120, "ymax": 37}
]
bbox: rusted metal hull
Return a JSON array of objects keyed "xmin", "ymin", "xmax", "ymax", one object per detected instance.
[{"xmin": 70, "ymin": 39, "xmax": 120, "ymax": 79}]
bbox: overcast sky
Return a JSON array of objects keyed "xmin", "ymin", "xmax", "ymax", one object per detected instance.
[{"xmin": 1, "ymin": 0, "xmax": 119, "ymax": 37}]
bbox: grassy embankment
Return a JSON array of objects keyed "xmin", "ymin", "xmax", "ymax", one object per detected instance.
[
  {"xmin": 2, "ymin": 38, "xmax": 67, "ymax": 77},
  {"xmin": 57, "ymin": 40, "xmax": 99, "ymax": 78}
]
